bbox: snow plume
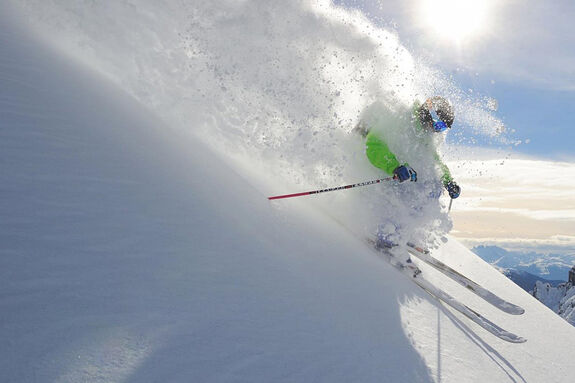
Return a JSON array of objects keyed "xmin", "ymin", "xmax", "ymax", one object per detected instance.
[{"xmin": 9, "ymin": 0, "xmax": 504, "ymax": 246}]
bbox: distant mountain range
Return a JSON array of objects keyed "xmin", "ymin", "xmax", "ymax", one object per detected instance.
[
  {"xmin": 472, "ymin": 245, "xmax": 575, "ymax": 327},
  {"xmin": 503, "ymin": 269, "xmax": 564, "ymax": 293},
  {"xmin": 472, "ymin": 245, "xmax": 575, "ymax": 282}
]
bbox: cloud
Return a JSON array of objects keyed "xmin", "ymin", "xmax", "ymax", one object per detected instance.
[
  {"xmin": 357, "ymin": 0, "xmax": 575, "ymax": 91},
  {"xmin": 456, "ymin": 236, "xmax": 575, "ymax": 255},
  {"xmin": 447, "ymin": 155, "xmax": 575, "ymax": 252},
  {"xmin": 481, "ymin": 0, "xmax": 575, "ymax": 90}
]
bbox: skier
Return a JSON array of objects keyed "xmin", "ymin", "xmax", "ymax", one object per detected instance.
[
  {"xmin": 355, "ymin": 96, "xmax": 460, "ymax": 198},
  {"xmin": 354, "ymin": 96, "xmax": 460, "ymax": 250}
]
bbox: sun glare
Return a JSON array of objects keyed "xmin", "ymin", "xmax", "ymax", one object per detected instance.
[{"xmin": 421, "ymin": 0, "xmax": 490, "ymax": 43}]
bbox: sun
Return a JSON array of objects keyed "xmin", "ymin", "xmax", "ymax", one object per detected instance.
[{"xmin": 420, "ymin": 0, "xmax": 491, "ymax": 43}]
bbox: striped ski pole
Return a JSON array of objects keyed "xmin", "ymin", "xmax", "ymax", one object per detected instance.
[{"xmin": 268, "ymin": 177, "xmax": 394, "ymax": 200}]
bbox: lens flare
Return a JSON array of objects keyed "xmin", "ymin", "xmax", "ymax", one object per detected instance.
[{"xmin": 420, "ymin": 0, "xmax": 491, "ymax": 43}]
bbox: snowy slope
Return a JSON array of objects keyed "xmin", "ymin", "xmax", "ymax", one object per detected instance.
[
  {"xmin": 2, "ymin": 1, "xmax": 575, "ymax": 383},
  {"xmin": 0, "ymin": 8, "xmax": 430, "ymax": 382}
]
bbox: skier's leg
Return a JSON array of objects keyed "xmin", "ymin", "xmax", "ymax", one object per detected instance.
[
  {"xmin": 376, "ymin": 221, "xmax": 400, "ymax": 249},
  {"xmin": 376, "ymin": 221, "xmax": 415, "ymax": 265}
]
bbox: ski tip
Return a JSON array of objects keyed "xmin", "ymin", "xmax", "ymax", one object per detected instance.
[
  {"xmin": 514, "ymin": 308, "xmax": 526, "ymax": 316},
  {"xmin": 503, "ymin": 334, "xmax": 527, "ymax": 344},
  {"xmin": 502, "ymin": 304, "xmax": 526, "ymax": 316}
]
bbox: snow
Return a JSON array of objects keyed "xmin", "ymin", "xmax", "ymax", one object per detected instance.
[
  {"xmin": 533, "ymin": 281, "xmax": 575, "ymax": 326},
  {"xmin": 2, "ymin": 1, "xmax": 575, "ymax": 382},
  {"xmin": 562, "ymin": 291, "xmax": 575, "ymax": 325},
  {"xmin": 472, "ymin": 245, "xmax": 575, "ymax": 281},
  {"xmin": 9, "ymin": 0, "xmax": 510, "ymax": 252},
  {"xmin": 534, "ymin": 282, "xmax": 571, "ymax": 312}
]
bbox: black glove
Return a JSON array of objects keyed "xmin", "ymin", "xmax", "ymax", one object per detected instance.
[
  {"xmin": 393, "ymin": 164, "xmax": 417, "ymax": 183},
  {"xmin": 445, "ymin": 181, "xmax": 461, "ymax": 199}
]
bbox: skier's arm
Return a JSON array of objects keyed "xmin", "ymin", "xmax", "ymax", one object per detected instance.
[
  {"xmin": 365, "ymin": 131, "xmax": 401, "ymax": 175},
  {"xmin": 435, "ymin": 152, "xmax": 461, "ymax": 198},
  {"xmin": 435, "ymin": 153, "xmax": 453, "ymax": 186}
]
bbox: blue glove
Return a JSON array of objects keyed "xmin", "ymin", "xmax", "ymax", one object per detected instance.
[
  {"xmin": 445, "ymin": 181, "xmax": 461, "ymax": 199},
  {"xmin": 393, "ymin": 164, "xmax": 417, "ymax": 183}
]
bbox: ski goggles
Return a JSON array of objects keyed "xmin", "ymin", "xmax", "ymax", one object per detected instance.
[
  {"xmin": 432, "ymin": 120, "xmax": 448, "ymax": 132},
  {"xmin": 429, "ymin": 108, "xmax": 449, "ymax": 132}
]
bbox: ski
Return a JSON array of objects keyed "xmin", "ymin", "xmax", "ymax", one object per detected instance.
[
  {"xmin": 406, "ymin": 242, "xmax": 525, "ymax": 315},
  {"xmin": 370, "ymin": 242, "xmax": 526, "ymax": 343}
]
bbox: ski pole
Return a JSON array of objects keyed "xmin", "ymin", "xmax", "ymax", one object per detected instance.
[
  {"xmin": 268, "ymin": 177, "xmax": 394, "ymax": 200},
  {"xmin": 448, "ymin": 198, "xmax": 453, "ymax": 213}
]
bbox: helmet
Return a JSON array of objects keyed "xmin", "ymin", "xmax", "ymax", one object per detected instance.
[
  {"xmin": 433, "ymin": 97, "xmax": 454, "ymax": 128},
  {"xmin": 418, "ymin": 96, "xmax": 454, "ymax": 131}
]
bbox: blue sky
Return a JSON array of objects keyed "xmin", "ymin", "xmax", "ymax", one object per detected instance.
[
  {"xmin": 451, "ymin": 73, "xmax": 575, "ymax": 161},
  {"xmin": 337, "ymin": 0, "xmax": 575, "ymax": 161}
]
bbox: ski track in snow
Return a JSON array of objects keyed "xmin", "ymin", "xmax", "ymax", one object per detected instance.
[{"xmin": 2, "ymin": 1, "xmax": 575, "ymax": 382}]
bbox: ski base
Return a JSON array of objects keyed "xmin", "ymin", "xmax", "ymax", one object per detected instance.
[
  {"xmin": 406, "ymin": 242, "xmax": 525, "ymax": 315},
  {"xmin": 371, "ymin": 243, "xmax": 526, "ymax": 343}
]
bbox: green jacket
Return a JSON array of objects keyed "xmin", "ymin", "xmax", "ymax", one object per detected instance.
[{"xmin": 365, "ymin": 103, "xmax": 453, "ymax": 186}]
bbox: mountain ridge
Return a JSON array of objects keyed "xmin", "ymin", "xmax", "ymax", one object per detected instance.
[{"xmin": 472, "ymin": 245, "xmax": 575, "ymax": 281}]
